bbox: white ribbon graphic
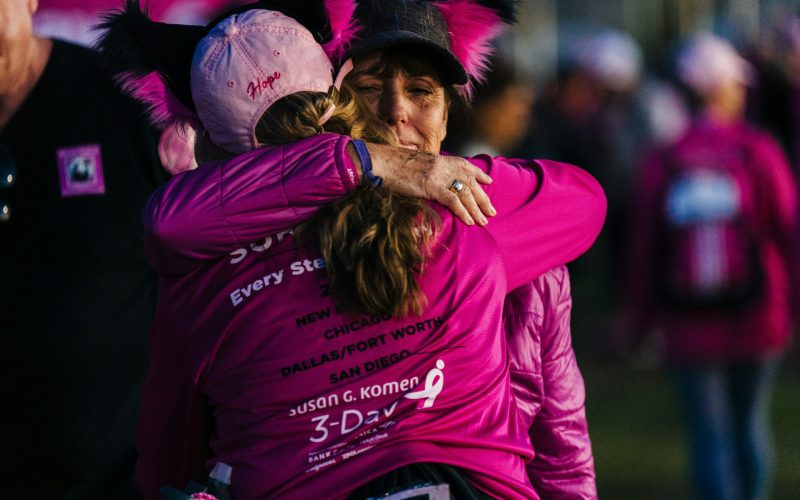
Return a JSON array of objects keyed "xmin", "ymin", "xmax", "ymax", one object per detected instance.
[{"xmin": 404, "ymin": 359, "xmax": 445, "ymax": 408}]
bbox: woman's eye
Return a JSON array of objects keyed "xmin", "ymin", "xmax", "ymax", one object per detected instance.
[
  {"xmin": 409, "ymin": 86, "xmax": 434, "ymax": 96},
  {"xmin": 356, "ymin": 85, "xmax": 381, "ymax": 95}
]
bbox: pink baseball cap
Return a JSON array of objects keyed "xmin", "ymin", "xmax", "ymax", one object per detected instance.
[{"xmin": 190, "ymin": 9, "xmax": 336, "ymax": 154}]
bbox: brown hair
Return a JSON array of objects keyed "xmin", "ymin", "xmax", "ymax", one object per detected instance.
[
  {"xmin": 254, "ymin": 83, "xmax": 391, "ymax": 145},
  {"xmin": 258, "ymin": 84, "xmax": 438, "ymax": 317},
  {"xmin": 350, "ymin": 47, "xmax": 471, "ymax": 149}
]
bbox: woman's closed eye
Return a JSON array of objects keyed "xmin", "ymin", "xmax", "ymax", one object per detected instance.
[
  {"xmin": 408, "ymin": 86, "xmax": 434, "ymax": 96},
  {"xmin": 355, "ymin": 84, "xmax": 383, "ymax": 97},
  {"xmin": 405, "ymin": 77, "xmax": 442, "ymax": 101}
]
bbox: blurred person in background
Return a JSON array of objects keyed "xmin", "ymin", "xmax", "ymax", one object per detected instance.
[
  {"xmin": 0, "ymin": 0, "xmax": 171, "ymax": 497},
  {"xmin": 620, "ymin": 33, "xmax": 798, "ymax": 500},
  {"xmin": 451, "ymin": 56, "xmax": 535, "ymax": 158},
  {"xmin": 517, "ymin": 29, "xmax": 650, "ymax": 332}
]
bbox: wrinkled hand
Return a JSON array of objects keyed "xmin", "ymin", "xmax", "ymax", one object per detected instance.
[{"xmin": 365, "ymin": 143, "xmax": 496, "ymax": 226}]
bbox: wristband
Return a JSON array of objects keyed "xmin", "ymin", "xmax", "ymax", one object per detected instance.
[{"xmin": 351, "ymin": 139, "xmax": 382, "ymax": 187}]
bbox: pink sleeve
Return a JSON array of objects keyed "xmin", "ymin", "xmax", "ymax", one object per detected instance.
[
  {"xmin": 144, "ymin": 133, "xmax": 359, "ymax": 275},
  {"xmin": 136, "ymin": 308, "xmax": 212, "ymax": 499},
  {"xmin": 475, "ymin": 156, "xmax": 607, "ymax": 290},
  {"xmin": 526, "ymin": 267, "xmax": 597, "ymax": 498}
]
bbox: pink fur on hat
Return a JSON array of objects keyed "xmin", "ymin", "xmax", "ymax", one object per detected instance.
[
  {"xmin": 322, "ymin": 0, "xmax": 360, "ymax": 61},
  {"xmin": 435, "ymin": 0, "xmax": 507, "ymax": 98},
  {"xmin": 117, "ymin": 71, "xmax": 201, "ymax": 130}
]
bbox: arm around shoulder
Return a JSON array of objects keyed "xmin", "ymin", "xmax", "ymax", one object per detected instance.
[
  {"xmin": 143, "ymin": 134, "xmax": 358, "ymax": 275},
  {"xmin": 477, "ymin": 156, "xmax": 607, "ymax": 289}
]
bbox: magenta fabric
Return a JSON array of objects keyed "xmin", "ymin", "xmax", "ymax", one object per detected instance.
[
  {"xmin": 505, "ymin": 268, "xmax": 597, "ymax": 498},
  {"xmin": 36, "ymin": 0, "xmax": 237, "ymax": 20},
  {"xmin": 138, "ymin": 134, "xmax": 605, "ymax": 498},
  {"xmin": 142, "ymin": 134, "xmax": 360, "ymax": 276},
  {"xmin": 626, "ymin": 117, "xmax": 799, "ymax": 362}
]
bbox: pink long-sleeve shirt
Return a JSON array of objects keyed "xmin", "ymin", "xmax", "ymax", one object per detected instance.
[{"xmin": 138, "ymin": 134, "xmax": 605, "ymax": 498}]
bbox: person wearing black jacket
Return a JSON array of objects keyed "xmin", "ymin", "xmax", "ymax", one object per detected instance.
[{"xmin": 0, "ymin": 0, "xmax": 168, "ymax": 497}]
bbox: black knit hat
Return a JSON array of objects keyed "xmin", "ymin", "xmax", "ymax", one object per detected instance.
[{"xmin": 347, "ymin": 0, "xmax": 468, "ymax": 85}]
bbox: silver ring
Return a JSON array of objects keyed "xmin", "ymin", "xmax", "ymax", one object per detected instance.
[{"xmin": 448, "ymin": 179, "xmax": 465, "ymax": 194}]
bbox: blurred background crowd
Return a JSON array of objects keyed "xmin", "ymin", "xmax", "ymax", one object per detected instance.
[{"xmin": 10, "ymin": 0, "xmax": 800, "ymax": 498}]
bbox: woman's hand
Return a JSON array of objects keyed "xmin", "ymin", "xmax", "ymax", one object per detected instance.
[{"xmin": 358, "ymin": 142, "xmax": 496, "ymax": 226}]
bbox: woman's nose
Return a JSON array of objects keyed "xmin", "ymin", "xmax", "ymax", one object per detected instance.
[{"xmin": 378, "ymin": 90, "xmax": 409, "ymax": 126}]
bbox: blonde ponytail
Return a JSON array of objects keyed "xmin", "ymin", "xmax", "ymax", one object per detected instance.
[
  {"xmin": 257, "ymin": 86, "xmax": 436, "ymax": 317},
  {"xmin": 307, "ymin": 185, "xmax": 437, "ymax": 317}
]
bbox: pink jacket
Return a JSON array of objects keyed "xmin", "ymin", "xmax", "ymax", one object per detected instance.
[
  {"xmin": 138, "ymin": 134, "xmax": 604, "ymax": 498},
  {"xmin": 505, "ymin": 268, "xmax": 597, "ymax": 498},
  {"xmin": 626, "ymin": 117, "xmax": 798, "ymax": 362}
]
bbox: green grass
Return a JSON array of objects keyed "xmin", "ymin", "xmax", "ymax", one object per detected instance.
[{"xmin": 582, "ymin": 363, "xmax": 800, "ymax": 499}]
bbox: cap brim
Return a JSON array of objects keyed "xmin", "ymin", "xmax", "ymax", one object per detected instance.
[{"xmin": 348, "ymin": 30, "xmax": 468, "ymax": 85}]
